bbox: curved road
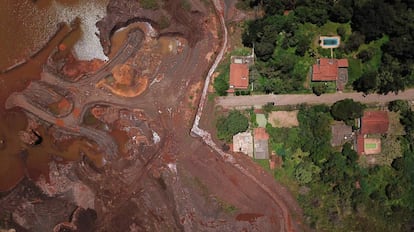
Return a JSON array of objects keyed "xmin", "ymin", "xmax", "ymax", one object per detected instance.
[
  {"xmin": 217, "ymin": 90, "xmax": 414, "ymax": 109},
  {"xmin": 5, "ymin": 29, "xmax": 146, "ymax": 158}
]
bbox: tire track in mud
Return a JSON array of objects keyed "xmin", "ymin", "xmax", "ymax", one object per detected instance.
[{"xmin": 191, "ymin": 1, "xmax": 296, "ymax": 231}]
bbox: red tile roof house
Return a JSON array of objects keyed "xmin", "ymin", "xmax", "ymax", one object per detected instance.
[
  {"xmin": 312, "ymin": 58, "xmax": 349, "ymax": 91},
  {"xmin": 227, "ymin": 63, "xmax": 249, "ymax": 94},
  {"xmin": 356, "ymin": 111, "xmax": 389, "ymax": 155}
]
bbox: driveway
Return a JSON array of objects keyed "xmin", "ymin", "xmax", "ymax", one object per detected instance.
[{"xmin": 216, "ymin": 89, "xmax": 414, "ymax": 109}]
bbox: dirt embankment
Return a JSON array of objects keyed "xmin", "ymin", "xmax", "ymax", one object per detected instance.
[
  {"xmin": 0, "ymin": 0, "xmax": 306, "ymax": 231},
  {"xmin": 96, "ymin": 0, "xmax": 206, "ymax": 55}
]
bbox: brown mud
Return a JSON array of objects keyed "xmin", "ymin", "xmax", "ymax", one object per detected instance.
[{"xmin": 0, "ymin": 0, "xmax": 306, "ymax": 231}]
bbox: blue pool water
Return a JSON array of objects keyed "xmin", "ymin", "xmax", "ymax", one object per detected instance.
[{"xmin": 323, "ymin": 38, "xmax": 339, "ymax": 46}]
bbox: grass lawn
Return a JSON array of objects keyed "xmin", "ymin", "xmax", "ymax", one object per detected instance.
[
  {"xmin": 358, "ymin": 35, "xmax": 389, "ymax": 73},
  {"xmin": 255, "ymin": 159, "xmax": 270, "ymax": 171},
  {"xmin": 346, "ymin": 58, "xmax": 363, "ymax": 88},
  {"xmin": 365, "ymin": 143, "xmax": 377, "ymax": 149}
]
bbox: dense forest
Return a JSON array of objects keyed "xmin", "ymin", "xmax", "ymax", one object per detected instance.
[{"xmin": 236, "ymin": 0, "xmax": 414, "ymax": 95}]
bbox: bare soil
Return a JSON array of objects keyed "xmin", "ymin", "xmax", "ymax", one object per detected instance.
[
  {"xmin": 269, "ymin": 111, "xmax": 299, "ymax": 128},
  {"xmin": 0, "ymin": 0, "xmax": 305, "ymax": 231}
]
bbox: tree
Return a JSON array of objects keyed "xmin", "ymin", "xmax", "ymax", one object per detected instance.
[
  {"xmin": 352, "ymin": 71, "xmax": 378, "ymax": 94},
  {"xmin": 216, "ymin": 111, "xmax": 249, "ymax": 142},
  {"xmin": 255, "ymin": 42, "xmax": 275, "ymax": 61},
  {"xmin": 295, "ymin": 36, "xmax": 310, "ymax": 56},
  {"xmin": 312, "ymin": 82, "xmax": 327, "ymax": 96},
  {"xmin": 295, "ymin": 162, "xmax": 320, "ymax": 184},
  {"xmin": 330, "ymin": 4, "xmax": 352, "ymax": 23},
  {"xmin": 388, "ymin": 100, "xmax": 410, "ymax": 113},
  {"xmin": 342, "ymin": 143, "xmax": 358, "ymax": 164},
  {"xmin": 331, "ymin": 99, "xmax": 364, "ymax": 123},
  {"xmin": 344, "ymin": 31, "xmax": 365, "ymax": 53},
  {"xmin": 336, "ymin": 26, "xmax": 347, "ymax": 40},
  {"xmin": 357, "ymin": 48, "xmax": 375, "ymax": 63},
  {"xmin": 377, "ymin": 70, "xmax": 406, "ymax": 94},
  {"xmin": 213, "ymin": 74, "xmax": 229, "ymax": 96}
]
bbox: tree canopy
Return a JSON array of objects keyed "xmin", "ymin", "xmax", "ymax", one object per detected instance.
[
  {"xmin": 331, "ymin": 99, "xmax": 364, "ymax": 123},
  {"xmin": 216, "ymin": 111, "xmax": 249, "ymax": 142}
]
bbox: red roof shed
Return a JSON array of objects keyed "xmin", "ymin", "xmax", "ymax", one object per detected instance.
[{"xmin": 361, "ymin": 111, "xmax": 389, "ymax": 135}]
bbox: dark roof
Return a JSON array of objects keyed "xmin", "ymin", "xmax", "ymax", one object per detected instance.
[
  {"xmin": 331, "ymin": 122, "xmax": 353, "ymax": 147},
  {"xmin": 254, "ymin": 140, "xmax": 269, "ymax": 159},
  {"xmin": 361, "ymin": 111, "xmax": 389, "ymax": 135}
]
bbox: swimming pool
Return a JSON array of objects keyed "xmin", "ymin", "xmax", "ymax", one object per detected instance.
[
  {"xmin": 319, "ymin": 36, "xmax": 341, "ymax": 48},
  {"xmin": 323, "ymin": 38, "xmax": 338, "ymax": 46}
]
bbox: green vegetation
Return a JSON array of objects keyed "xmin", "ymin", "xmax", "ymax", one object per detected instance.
[
  {"xmin": 330, "ymin": 99, "xmax": 365, "ymax": 124},
  {"xmin": 388, "ymin": 100, "xmax": 410, "ymax": 113},
  {"xmin": 241, "ymin": 0, "xmax": 413, "ymax": 95},
  {"xmin": 138, "ymin": 0, "xmax": 159, "ymax": 10},
  {"xmin": 213, "ymin": 48, "xmax": 252, "ymax": 96},
  {"xmin": 258, "ymin": 103, "xmax": 414, "ymax": 230},
  {"xmin": 216, "ymin": 110, "xmax": 249, "ymax": 142}
]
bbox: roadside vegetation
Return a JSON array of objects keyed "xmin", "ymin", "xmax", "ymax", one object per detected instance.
[
  {"xmin": 216, "ymin": 110, "xmax": 249, "ymax": 142},
  {"xmin": 213, "ymin": 48, "xmax": 252, "ymax": 96},
  {"xmin": 240, "ymin": 0, "xmax": 413, "ymax": 95},
  {"xmin": 261, "ymin": 102, "xmax": 414, "ymax": 231}
]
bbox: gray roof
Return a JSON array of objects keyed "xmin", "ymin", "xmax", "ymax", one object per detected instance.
[{"xmin": 254, "ymin": 139, "xmax": 269, "ymax": 159}]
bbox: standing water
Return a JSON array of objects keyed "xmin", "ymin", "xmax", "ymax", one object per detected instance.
[
  {"xmin": 0, "ymin": 0, "xmax": 109, "ymax": 71},
  {"xmin": 0, "ymin": 0, "xmax": 109, "ymax": 191}
]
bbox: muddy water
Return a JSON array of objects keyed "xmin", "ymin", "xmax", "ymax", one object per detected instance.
[
  {"xmin": 0, "ymin": 0, "xmax": 108, "ymax": 71},
  {"xmin": 0, "ymin": 0, "xmax": 109, "ymax": 191}
]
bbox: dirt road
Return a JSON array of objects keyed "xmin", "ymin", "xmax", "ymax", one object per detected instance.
[{"xmin": 216, "ymin": 90, "xmax": 414, "ymax": 109}]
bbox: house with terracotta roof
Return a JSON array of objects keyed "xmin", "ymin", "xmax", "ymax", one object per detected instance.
[
  {"xmin": 227, "ymin": 49, "xmax": 255, "ymax": 94},
  {"xmin": 312, "ymin": 58, "xmax": 349, "ymax": 91},
  {"xmin": 227, "ymin": 63, "xmax": 249, "ymax": 93},
  {"xmin": 356, "ymin": 111, "xmax": 389, "ymax": 155},
  {"xmin": 253, "ymin": 127, "xmax": 269, "ymax": 159}
]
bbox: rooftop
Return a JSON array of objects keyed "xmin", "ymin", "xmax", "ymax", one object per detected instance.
[
  {"xmin": 361, "ymin": 111, "xmax": 389, "ymax": 135},
  {"xmin": 233, "ymin": 132, "xmax": 253, "ymax": 157},
  {"xmin": 331, "ymin": 122, "xmax": 353, "ymax": 147},
  {"xmin": 312, "ymin": 58, "xmax": 348, "ymax": 82},
  {"xmin": 254, "ymin": 127, "xmax": 269, "ymax": 140},
  {"xmin": 228, "ymin": 63, "xmax": 249, "ymax": 92}
]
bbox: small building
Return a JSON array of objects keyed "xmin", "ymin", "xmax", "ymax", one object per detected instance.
[
  {"xmin": 233, "ymin": 132, "xmax": 254, "ymax": 157},
  {"xmin": 356, "ymin": 111, "xmax": 389, "ymax": 155},
  {"xmin": 227, "ymin": 63, "xmax": 249, "ymax": 93},
  {"xmin": 331, "ymin": 121, "xmax": 353, "ymax": 147},
  {"xmin": 253, "ymin": 128, "xmax": 269, "ymax": 159},
  {"xmin": 311, "ymin": 58, "xmax": 349, "ymax": 91},
  {"xmin": 360, "ymin": 111, "xmax": 389, "ymax": 135}
]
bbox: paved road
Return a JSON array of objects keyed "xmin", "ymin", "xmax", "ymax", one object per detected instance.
[{"xmin": 217, "ymin": 90, "xmax": 414, "ymax": 109}]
